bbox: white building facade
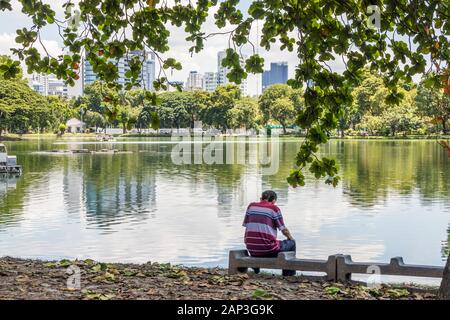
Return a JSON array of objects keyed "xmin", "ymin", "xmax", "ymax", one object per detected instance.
[
  {"xmin": 202, "ymin": 72, "xmax": 218, "ymax": 92},
  {"xmin": 217, "ymin": 50, "xmax": 248, "ymax": 96},
  {"xmin": 28, "ymin": 73, "xmax": 69, "ymax": 97},
  {"xmin": 83, "ymin": 50, "xmax": 156, "ymax": 92},
  {"xmin": 185, "ymin": 71, "xmax": 204, "ymax": 91}
]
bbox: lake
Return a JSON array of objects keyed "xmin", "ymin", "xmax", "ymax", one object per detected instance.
[{"xmin": 1, "ymin": 137, "xmax": 449, "ymax": 274}]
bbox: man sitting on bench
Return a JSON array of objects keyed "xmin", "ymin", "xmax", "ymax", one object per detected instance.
[{"xmin": 242, "ymin": 190, "xmax": 296, "ymax": 276}]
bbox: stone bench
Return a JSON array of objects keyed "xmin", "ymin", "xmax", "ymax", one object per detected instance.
[
  {"xmin": 228, "ymin": 250, "xmax": 336, "ymax": 281},
  {"xmin": 229, "ymin": 250, "xmax": 445, "ymax": 283},
  {"xmin": 335, "ymin": 255, "xmax": 444, "ymax": 282}
]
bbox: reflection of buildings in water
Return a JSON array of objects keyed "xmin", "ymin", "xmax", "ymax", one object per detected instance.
[
  {"xmin": 63, "ymin": 164, "xmax": 86, "ymax": 216},
  {"xmin": 216, "ymin": 167, "xmax": 264, "ymax": 219},
  {"xmin": 214, "ymin": 137, "xmax": 287, "ymax": 218},
  {"xmin": 84, "ymin": 171, "xmax": 157, "ymax": 230}
]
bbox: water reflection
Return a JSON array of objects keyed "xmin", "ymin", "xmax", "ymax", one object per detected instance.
[{"xmin": 0, "ymin": 138, "xmax": 449, "ymax": 267}]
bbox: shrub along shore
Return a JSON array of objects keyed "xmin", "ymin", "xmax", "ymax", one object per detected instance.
[{"xmin": 0, "ymin": 257, "xmax": 438, "ymax": 300}]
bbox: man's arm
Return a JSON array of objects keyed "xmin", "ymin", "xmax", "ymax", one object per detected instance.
[{"xmin": 281, "ymin": 228, "xmax": 294, "ymax": 241}]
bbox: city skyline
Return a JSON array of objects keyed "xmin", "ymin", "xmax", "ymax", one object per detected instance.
[
  {"xmin": 25, "ymin": 48, "xmax": 289, "ymax": 98},
  {"xmin": 186, "ymin": 51, "xmax": 252, "ymax": 95}
]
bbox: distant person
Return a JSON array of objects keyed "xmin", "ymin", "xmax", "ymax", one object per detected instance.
[{"xmin": 242, "ymin": 190, "xmax": 296, "ymax": 276}]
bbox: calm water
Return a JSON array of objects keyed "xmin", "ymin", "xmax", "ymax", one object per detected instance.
[{"xmin": 1, "ymin": 138, "xmax": 449, "ymax": 271}]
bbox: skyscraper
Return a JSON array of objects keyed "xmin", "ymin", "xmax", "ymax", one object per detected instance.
[
  {"xmin": 217, "ymin": 50, "xmax": 248, "ymax": 96},
  {"xmin": 185, "ymin": 71, "xmax": 204, "ymax": 91},
  {"xmin": 28, "ymin": 73, "xmax": 69, "ymax": 97},
  {"xmin": 217, "ymin": 50, "xmax": 228, "ymax": 86},
  {"xmin": 262, "ymin": 62, "xmax": 288, "ymax": 91},
  {"xmin": 202, "ymin": 72, "xmax": 218, "ymax": 92},
  {"xmin": 83, "ymin": 50, "xmax": 156, "ymax": 92}
]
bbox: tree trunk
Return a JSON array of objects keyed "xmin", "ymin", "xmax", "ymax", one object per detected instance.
[
  {"xmin": 439, "ymin": 254, "xmax": 450, "ymax": 299},
  {"xmin": 282, "ymin": 124, "xmax": 287, "ymax": 135},
  {"xmin": 443, "ymin": 117, "xmax": 449, "ymax": 135},
  {"xmin": 122, "ymin": 123, "xmax": 126, "ymax": 134}
]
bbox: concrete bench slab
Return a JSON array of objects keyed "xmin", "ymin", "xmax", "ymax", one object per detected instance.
[
  {"xmin": 336, "ymin": 255, "xmax": 444, "ymax": 282},
  {"xmin": 228, "ymin": 250, "xmax": 336, "ymax": 281},
  {"xmin": 229, "ymin": 250, "xmax": 444, "ymax": 284}
]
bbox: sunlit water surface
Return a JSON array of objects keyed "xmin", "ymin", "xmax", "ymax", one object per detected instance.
[{"xmin": 1, "ymin": 138, "xmax": 449, "ymax": 283}]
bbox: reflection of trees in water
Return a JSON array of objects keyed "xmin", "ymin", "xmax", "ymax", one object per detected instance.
[
  {"xmin": 0, "ymin": 143, "xmax": 63, "ymax": 225},
  {"xmin": 3, "ymin": 139, "xmax": 450, "ymax": 231},
  {"xmin": 336, "ymin": 140, "xmax": 450, "ymax": 207},
  {"xmin": 0, "ymin": 176, "xmax": 25, "ymax": 225}
]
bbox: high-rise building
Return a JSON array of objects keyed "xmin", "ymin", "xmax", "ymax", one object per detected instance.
[
  {"xmin": 83, "ymin": 50, "xmax": 156, "ymax": 92},
  {"xmin": 28, "ymin": 73, "xmax": 68, "ymax": 97},
  {"xmin": 217, "ymin": 50, "xmax": 228, "ymax": 86},
  {"xmin": 202, "ymin": 72, "xmax": 218, "ymax": 92},
  {"xmin": 185, "ymin": 71, "xmax": 204, "ymax": 91},
  {"xmin": 262, "ymin": 62, "xmax": 288, "ymax": 92},
  {"xmin": 217, "ymin": 50, "xmax": 248, "ymax": 96}
]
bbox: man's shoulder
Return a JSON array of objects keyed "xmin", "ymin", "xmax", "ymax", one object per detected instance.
[{"xmin": 247, "ymin": 201, "xmax": 281, "ymax": 213}]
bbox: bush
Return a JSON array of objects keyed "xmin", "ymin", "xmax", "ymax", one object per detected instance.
[{"xmin": 58, "ymin": 123, "xmax": 67, "ymax": 135}]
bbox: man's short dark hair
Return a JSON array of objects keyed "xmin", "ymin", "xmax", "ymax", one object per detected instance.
[{"xmin": 261, "ymin": 190, "xmax": 277, "ymax": 202}]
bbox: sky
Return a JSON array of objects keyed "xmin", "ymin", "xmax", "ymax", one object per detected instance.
[{"xmin": 0, "ymin": 1, "xmax": 344, "ymax": 96}]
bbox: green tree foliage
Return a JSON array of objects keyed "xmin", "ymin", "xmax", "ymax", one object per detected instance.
[
  {"xmin": 345, "ymin": 72, "xmax": 424, "ymax": 136},
  {"xmin": 84, "ymin": 110, "xmax": 105, "ymax": 132},
  {"xmin": 0, "ymin": 55, "xmax": 23, "ymax": 80},
  {"xmin": 205, "ymin": 85, "xmax": 241, "ymax": 131},
  {"xmin": 75, "ymin": 81, "xmax": 160, "ymax": 132},
  {"xmin": 157, "ymin": 92, "xmax": 191, "ymax": 129},
  {"xmin": 416, "ymin": 76, "xmax": 450, "ymax": 134},
  {"xmin": 271, "ymin": 97, "xmax": 296, "ymax": 134},
  {"xmin": 0, "ymin": 78, "xmax": 72, "ymax": 135},
  {"xmin": 46, "ymin": 95, "xmax": 75, "ymax": 132},
  {"xmin": 228, "ymin": 97, "xmax": 261, "ymax": 130},
  {"xmin": 380, "ymin": 89, "xmax": 423, "ymax": 136},
  {"xmin": 258, "ymin": 84, "xmax": 302, "ymax": 133},
  {"xmin": 259, "ymin": 84, "xmax": 294, "ymax": 124}
]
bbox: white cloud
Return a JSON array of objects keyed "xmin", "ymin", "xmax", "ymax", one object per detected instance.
[
  {"xmin": 0, "ymin": 32, "xmax": 63, "ymax": 59},
  {"xmin": 0, "ymin": 33, "xmax": 18, "ymax": 56}
]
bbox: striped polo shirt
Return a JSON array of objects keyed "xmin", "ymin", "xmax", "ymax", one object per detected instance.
[{"xmin": 242, "ymin": 200, "xmax": 286, "ymax": 257}]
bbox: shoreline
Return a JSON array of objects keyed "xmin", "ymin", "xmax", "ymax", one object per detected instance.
[
  {"xmin": 0, "ymin": 257, "xmax": 438, "ymax": 300},
  {"xmin": 1, "ymin": 133, "xmax": 450, "ymax": 141}
]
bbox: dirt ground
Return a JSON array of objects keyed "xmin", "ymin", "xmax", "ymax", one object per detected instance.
[{"xmin": 0, "ymin": 257, "xmax": 438, "ymax": 300}]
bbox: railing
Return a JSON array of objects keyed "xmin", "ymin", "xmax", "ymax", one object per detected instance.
[{"xmin": 228, "ymin": 250, "xmax": 444, "ymax": 283}]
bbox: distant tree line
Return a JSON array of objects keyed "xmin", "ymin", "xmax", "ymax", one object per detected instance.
[{"xmin": 0, "ymin": 58, "xmax": 448, "ymax": 137}]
